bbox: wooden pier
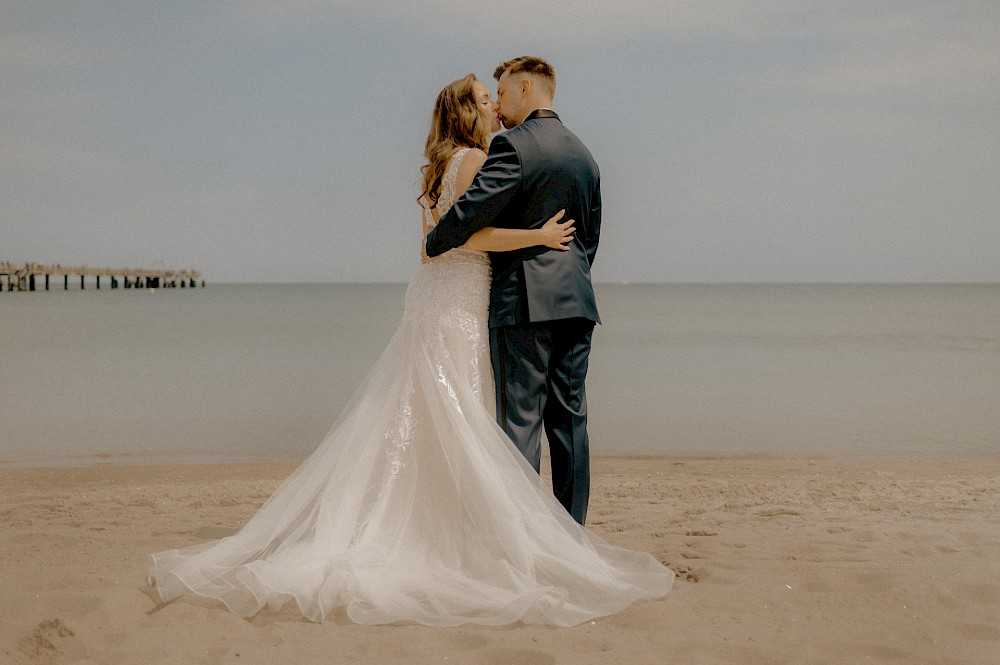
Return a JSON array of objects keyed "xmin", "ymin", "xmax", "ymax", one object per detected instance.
[{"xmin": 0, "ymin": 262, "xmax": 203, "ymax": 292}]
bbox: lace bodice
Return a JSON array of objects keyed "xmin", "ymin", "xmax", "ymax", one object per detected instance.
[
  {"xmin": 425, "ymin": 147, "xmax": 471, "ymax": 222},
  {"xmin": 421, "ymin": 147, "xmax": 486, "ymax": 268}
]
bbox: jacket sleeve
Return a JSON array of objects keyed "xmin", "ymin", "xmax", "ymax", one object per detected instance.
[
  {"xmin": 586, "ymin": 176, "xmax": 601, "ymax": 266},
  {"xmin": 425, "ymin": 133, "xmax": 522, "ymax": 258}
]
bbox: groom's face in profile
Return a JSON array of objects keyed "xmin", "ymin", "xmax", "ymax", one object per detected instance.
[{"xmin": 496, "ymin": 70, "xmax": 523, "ymax": 129}]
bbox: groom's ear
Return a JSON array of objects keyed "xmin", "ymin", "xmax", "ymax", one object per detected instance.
[{"xmin": 520, "ymin": 76, "xmax": 532, "ymax": 96}]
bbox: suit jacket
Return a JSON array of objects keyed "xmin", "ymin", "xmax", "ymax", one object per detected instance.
[{"xmin": 425, "ymin": 109, "xmax": 602, "ymax": 328}]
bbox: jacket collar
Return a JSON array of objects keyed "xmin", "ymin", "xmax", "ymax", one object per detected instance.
[{"xmin": 524, "ymin": 108, "xmax": 560, "ymax": 122}]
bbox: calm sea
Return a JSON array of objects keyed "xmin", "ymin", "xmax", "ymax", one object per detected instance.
[{"xmin": 2, "ymin": 283, "xmax": 998, "ymax": 466}]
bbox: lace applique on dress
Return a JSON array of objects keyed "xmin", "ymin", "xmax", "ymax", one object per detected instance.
[
  {"xmin": 432, "ymin": 147, "xmax": 472, "ymax": 221},
  {"xmin": 353, "ymin": 375, "xmax": 417, "ymax": 544},
  {"xmin": 365, "ymin": 148, "xmax": 485, "ymax": 523},
  {"xmin": 414, "ymin": 146, "xmax": 490, "ymax": 405},
  {"xmin": 383, "ymin": 376, "xmax": 416, "ymax": 480}
]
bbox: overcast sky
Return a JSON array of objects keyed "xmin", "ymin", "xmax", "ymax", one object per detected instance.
[{"xmin": 3, "ymin": 1, "xmax": 998, "ymax": 283}]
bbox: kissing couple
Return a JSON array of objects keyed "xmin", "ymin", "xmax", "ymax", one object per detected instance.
[{"xmin": 150, "ymin": 56, "xmax": 673, "ymax": 627}]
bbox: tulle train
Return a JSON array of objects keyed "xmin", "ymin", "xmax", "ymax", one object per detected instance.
[{"xmin": 149, "ymin": 243, "xmax": 672, "ymax": 627}]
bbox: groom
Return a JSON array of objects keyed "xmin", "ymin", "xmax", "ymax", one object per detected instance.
[{"xmin": 425, "ymin": 56, "xmax": 601, "ymax": 525}]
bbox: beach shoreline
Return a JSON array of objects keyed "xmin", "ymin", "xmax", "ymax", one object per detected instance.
[{"xmin": 3, "ymin": 455, "xmax": 998, "ymax": 664}]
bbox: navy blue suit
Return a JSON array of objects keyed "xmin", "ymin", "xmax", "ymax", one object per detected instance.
[{"xmin": 425, "ymin": 109, "xmax": 601, "ymax": 524}]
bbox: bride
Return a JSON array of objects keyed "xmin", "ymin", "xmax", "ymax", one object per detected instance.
[{"xmin": 148, "ymin": 73, "xmax": 674, "ymax": 627}]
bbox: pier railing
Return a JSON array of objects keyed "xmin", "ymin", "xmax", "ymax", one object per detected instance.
[{"xmin": 0, "ymin": 262, "xmax": 203, "ymax": 292}]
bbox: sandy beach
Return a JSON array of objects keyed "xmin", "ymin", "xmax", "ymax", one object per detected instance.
[{"xmin": 2, "ymin": 455, "xmax": 998, "ymax": 664}]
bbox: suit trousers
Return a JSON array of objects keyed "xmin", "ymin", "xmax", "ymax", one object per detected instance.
[{"xmin": 490, "ymin": 318, "xmax": 596, "ymax": 525}]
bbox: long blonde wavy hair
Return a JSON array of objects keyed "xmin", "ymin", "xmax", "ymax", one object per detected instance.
[{"xmin": 419, "ymin": 73, "xmax": 491, "ymax": 208}]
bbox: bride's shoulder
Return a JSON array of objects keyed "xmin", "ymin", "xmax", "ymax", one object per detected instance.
[
  {"xmin": 455, "ymin": 147, "xmax": 487, "ymax": 180},
  {"xmin": 449, "ymin": 146, "xmax": 485, "ymax": 165},
  {"xmin": 465, "ymin": 147, "xmax": 488, "ymax": 164}
]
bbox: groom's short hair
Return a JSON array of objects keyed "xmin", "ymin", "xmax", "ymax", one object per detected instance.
[{"xmin": 494, "ymin": 56, "xmax": 556, "ymax": 96}]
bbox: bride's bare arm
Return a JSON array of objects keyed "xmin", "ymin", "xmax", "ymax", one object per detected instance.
[
  {"xmin": 438, "ymin": 148, "xmax": 575, "ymax": 252},
  {"xmin": 464, "ymin": 210, "xmax": 575, "ymax": 251}
]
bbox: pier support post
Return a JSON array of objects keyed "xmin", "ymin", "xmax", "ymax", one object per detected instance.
[{"xmin": 5, "ymin": 266, "xmax": 200, "ymax": 293}]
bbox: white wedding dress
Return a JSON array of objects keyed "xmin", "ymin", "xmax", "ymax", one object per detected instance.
[{"xmin": 148, "ymin": 148, "xmax": 673, "ymax": 626}]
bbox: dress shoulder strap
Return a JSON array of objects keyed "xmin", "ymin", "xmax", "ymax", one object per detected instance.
[
  {"xmin": 437, "ymin": 147, "xmax": 473, "ymax": 216},
  {"xmin": 445, "ymin": 147, "xmax": 473, "ymax": 183}
]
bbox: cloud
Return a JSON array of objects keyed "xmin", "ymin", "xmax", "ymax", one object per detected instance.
[
  {"xmin": 752, "ymin": 43, "xmax": 999, "ymax": 98},
  {"xmin": 192, "ymin": 182, "xmax": 262, "ymax": 209},
  {"xmin": 0, "ymin": 90, "xmax": 103, "ymax": 114},
  {"xmin": 745, "ymin": 3, "xmax": 1000, "ymax": 96},
  {"xmin": 226, "ymin": 0, "xmax": 1000, "ymax": 96},
  {"xmin": 227, "ymin": 0, "xmax": 791, "ymax": 40},
  {"xmin": 385, "ymin": 0, "xmax": 766, "ymax": 40},
  {"xmin": 0, "ymin": 138, "xmax": 126, "ymax": 174},
  {"xmin": 0, "ymin": 33, "xmax": 108, "ymax": 69}
]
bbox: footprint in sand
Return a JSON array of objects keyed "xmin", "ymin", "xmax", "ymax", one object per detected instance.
[
  {"xmin": 756, "ymin": 508, "xmax": 801, "ymax": 518},
  {"xmin": 663, "ymin": 562, "xmax": 700, "ymax": 583},
  {"xmin": 16, "ymin": 618, "xmax": 77, "ymax": 660}
]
